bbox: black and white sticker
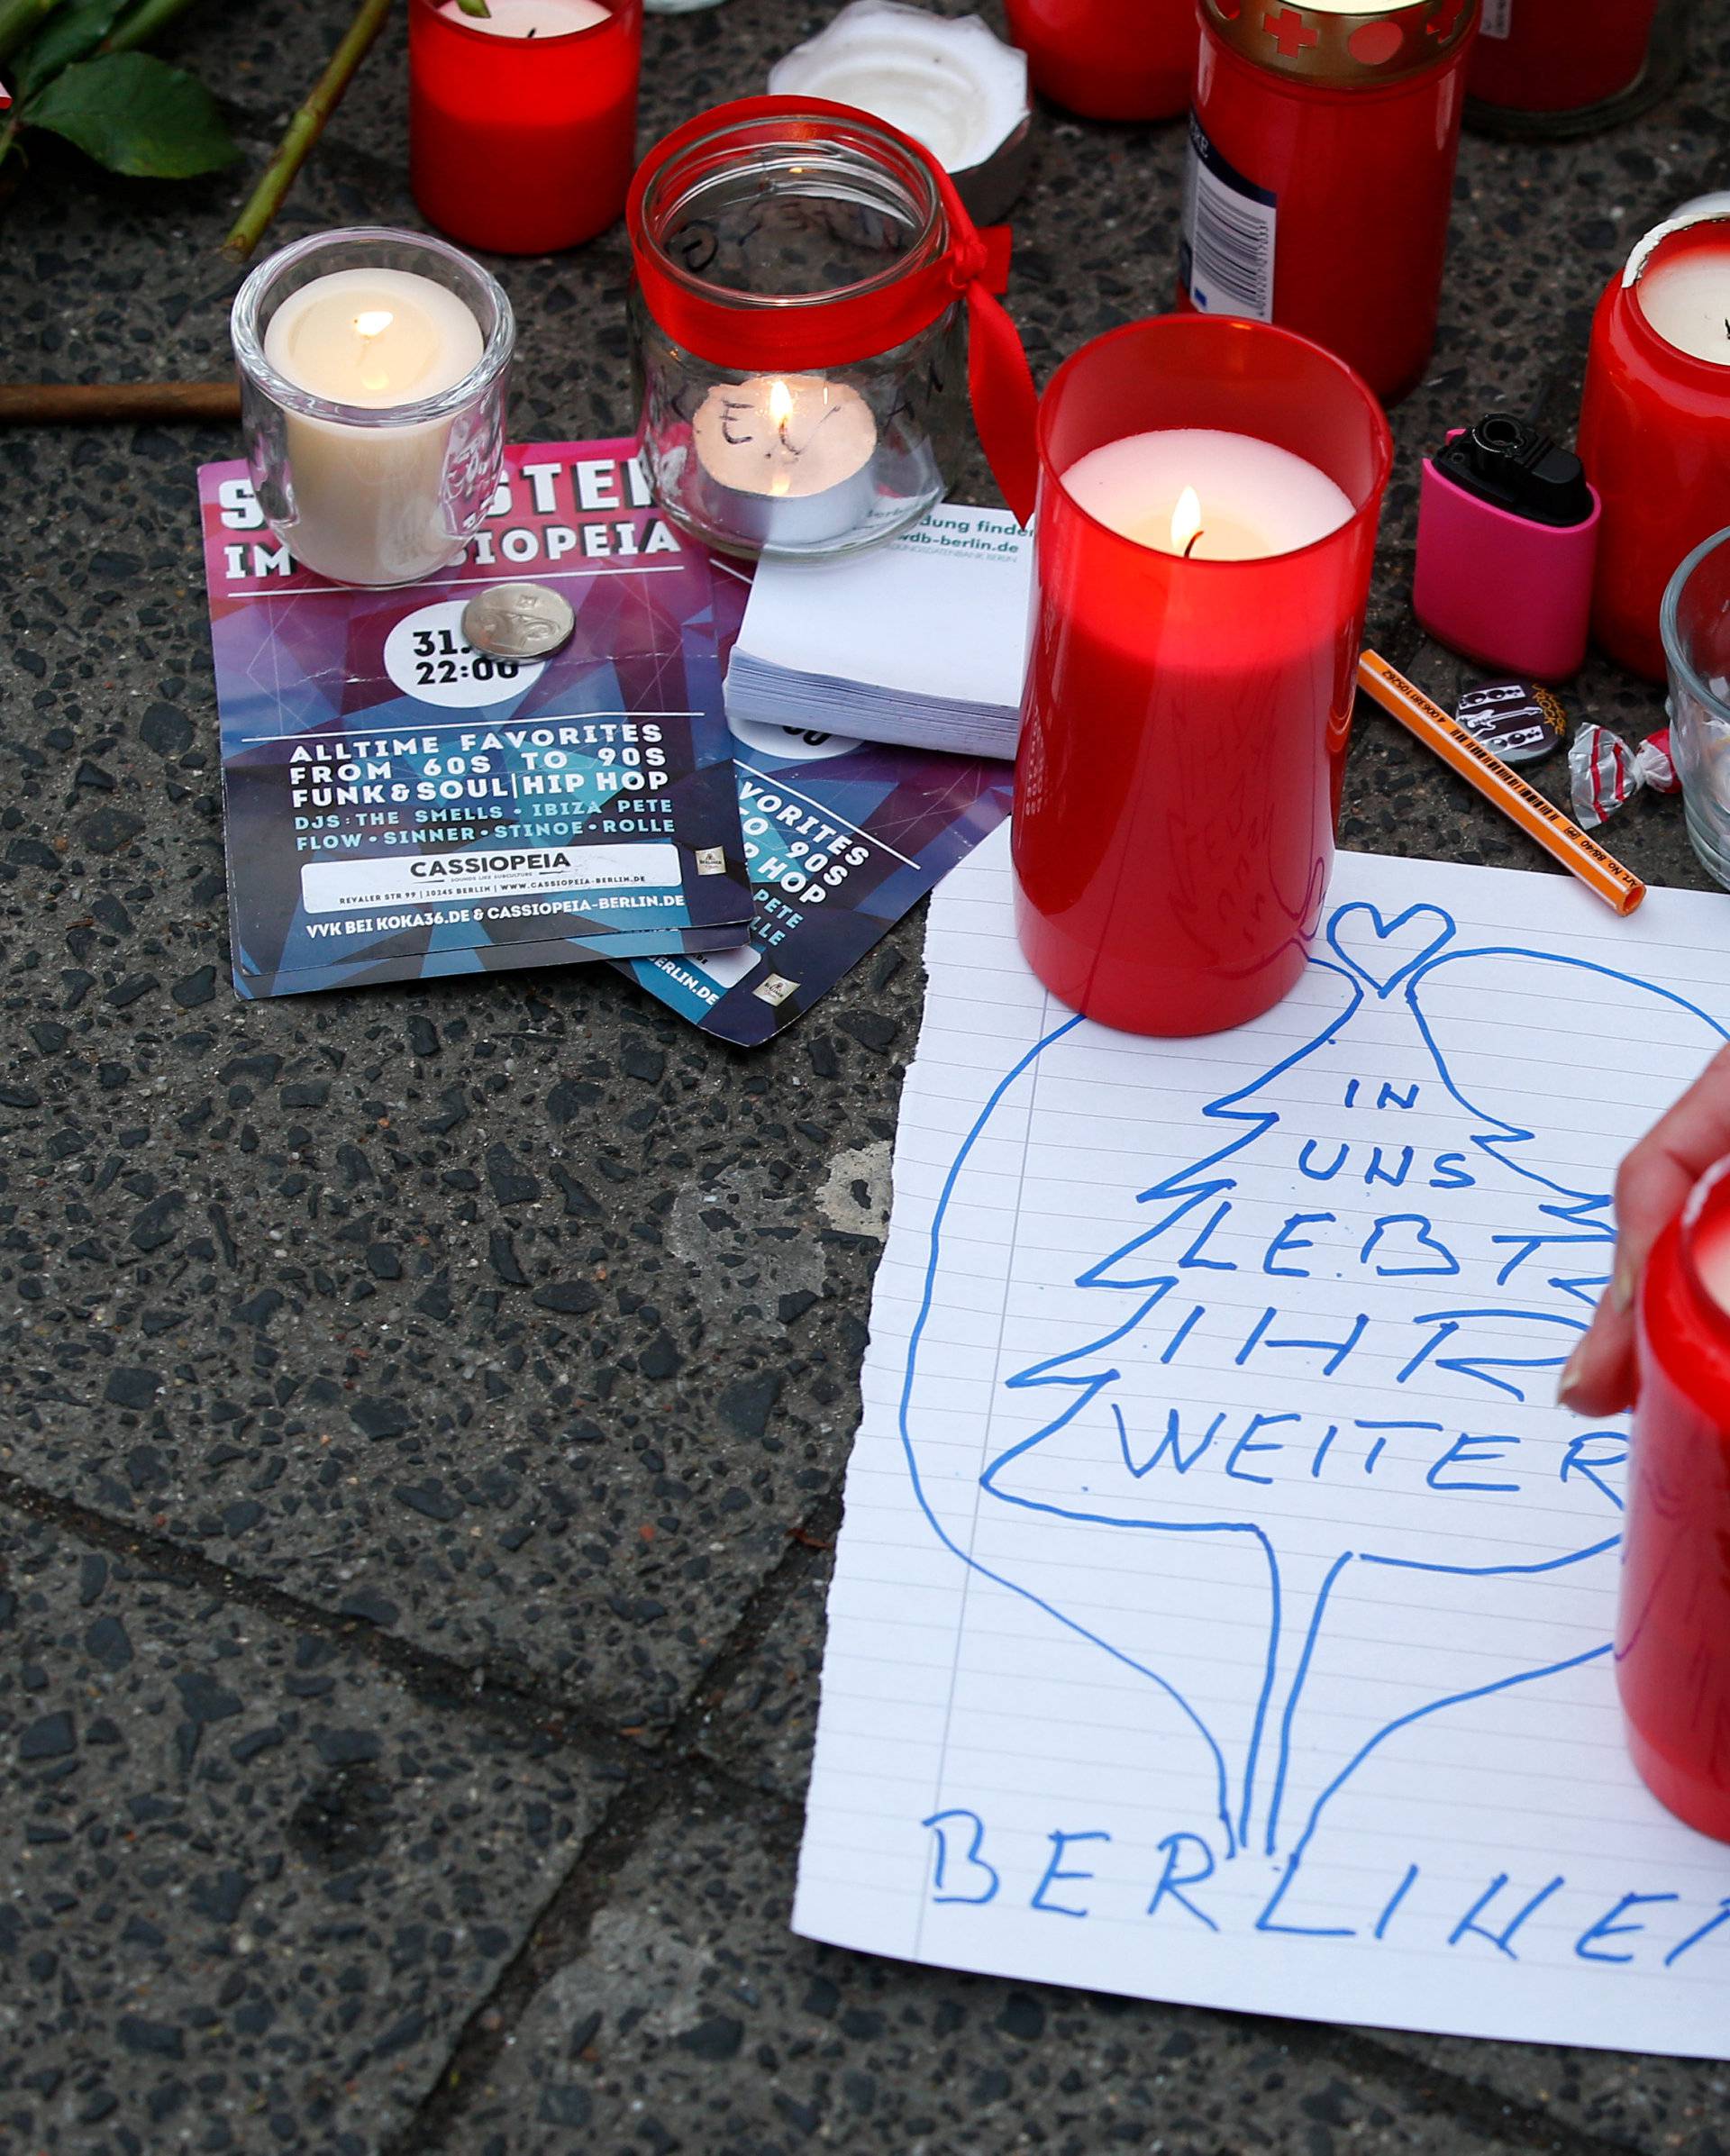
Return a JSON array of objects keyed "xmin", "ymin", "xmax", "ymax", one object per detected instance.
[
  {"xmin": 1180, "ymin": 114, "xmax": 1277, "ymax": 325},
  {"xmin": 1480, "ymin": 0, "xmax": 1511, "ymax": 37}
]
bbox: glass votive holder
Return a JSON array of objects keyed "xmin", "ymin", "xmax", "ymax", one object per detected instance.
[
  {"xmin": 1003, "ymin": 0, "xmax": 1196, "ymax": 121},
  {"xmin": 1180, "ymin": 0, "xmax": 1476, "ymax": 406},
  {"xmin": 627, "ymin": 97, "xmax": 1032, "ymax": 561},
  {"xmin": 1577, "ymin": 214, "xmax": 1730, "ymax": 682},
  {"xmin": 1013, "ymin": 314, "xmax": 1391, "ymax": 1037},
  {"xmin": 1617, "ymin": 1151, "xmax": 1730, "ymax": 1844},
  {"xmin": 409, "ymin": 0, "xmax": 642, "ymax": 256},
  {"xmin": 231, "ymin": 226, "xmax": 514, "ymax": 590},
  {"xmin": 1661, "ymin": 525, "xmax": 1730, "ymax": 892},
  {"xmin": 1467, "ymin": 0, "xmax": 1686, "ymax": 141}
]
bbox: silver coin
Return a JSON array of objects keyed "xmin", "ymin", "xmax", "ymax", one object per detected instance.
[{"xmin": 460, "ymin": 582, "xmax": 575, "ymax": 661}]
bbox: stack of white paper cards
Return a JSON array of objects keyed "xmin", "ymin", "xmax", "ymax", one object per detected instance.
[{"xmin": 723, "ymin": 504, "xmax": 1033, "ymax": 760}]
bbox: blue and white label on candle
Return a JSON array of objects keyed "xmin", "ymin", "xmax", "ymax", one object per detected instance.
[{"xmin": 1180, "ymin": 113, "xmax": 1277, "ymax": 326}]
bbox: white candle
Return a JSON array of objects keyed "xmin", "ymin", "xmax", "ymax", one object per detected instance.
[
  {"xmin": 1060, "ymin": 427, "xmax": 1354, "ymax": 560},
  {"xmin": 263, "ymin": 267, "xmax": 485, "ymax": 587},
  {"xmin": 691, "ymin": 374, "xmax": 879, "ymax": 550},
  {"xmin": 438, "ymin": 0, "xmax": 608, "ymax": 34},
  {"xmin": 1692, "ymin": 1212, "xmax": 1730, "ymax": 1313},
  {"xmin": 1634, "ymin": 248, "xmax": 1730, "ymax": 365}
]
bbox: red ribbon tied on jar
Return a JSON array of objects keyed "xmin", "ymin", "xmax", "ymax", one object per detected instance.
[{"xmin": 627, "ymin": 96, "xmax": 1039, "ymax": 525}]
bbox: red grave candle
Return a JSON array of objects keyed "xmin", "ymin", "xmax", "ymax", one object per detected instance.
[
  {"xmin": 1617, "ymin": 1154, "xmax": 1730, "ymax": 1843},
  {"xmin": 1001, "ymin": 0, "xmax": 1198, "ymax": 121},
  {"xmin": 1012, "ymin": 315, "xmax": 1391, "ymax": 1037},
  {"xmin": 409, "ymin": 0, "xmax": 643, "ymax": 257},
  {"xmin": 1178, "ymin": 0, "xmax": 1477, "ymax": 406},
  {"xmin": 1467, "ymin": 0, "xmax": 1660, "ymax": 118},
  {"xmin": 1577, "ymin": 216, "xmax": 1730, "ymax": 683}
]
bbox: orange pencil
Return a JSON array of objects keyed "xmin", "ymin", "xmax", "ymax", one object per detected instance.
[{"xmin": 1355, "ymin": 649, "xmax": 1646, "ymax": 917}]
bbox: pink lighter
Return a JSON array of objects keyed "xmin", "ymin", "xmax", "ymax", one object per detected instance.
[{"xmin": 1413, "ymin": 414, "xmax": 1602, "ymax": 682}]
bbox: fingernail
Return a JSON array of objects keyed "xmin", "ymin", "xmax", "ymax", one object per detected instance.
[
  {"xmin": 1612, "ymin": 1261, "xmax": 1636, "ymax": 1314},
  {"xmin": 1557, "ymin": 1343, "xmax": 1587, "ymax": 1406}
]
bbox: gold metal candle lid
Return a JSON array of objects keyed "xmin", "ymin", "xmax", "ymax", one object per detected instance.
[{"xmin": 1199, "ymin": 0, "xmax": 1476, "ymax": 88}]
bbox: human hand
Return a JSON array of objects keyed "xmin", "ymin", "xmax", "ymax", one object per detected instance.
[{"xmin": 1560, "ymin": 1042, "xmax": 1730, "ymax": 1415}]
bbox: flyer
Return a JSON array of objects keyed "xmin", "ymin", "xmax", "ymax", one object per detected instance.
[
  {"xmin": 200, "ymin": 440, "xmax": 751, "ymax": 999},
  {"xmin": 619, "ymin": 558, "xmax": 1015, "ymax": 1047}
]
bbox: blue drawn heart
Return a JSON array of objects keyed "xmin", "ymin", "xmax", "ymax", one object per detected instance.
[{"xmin": 1325, "ymin": 902, "xmax": 1455, "ymax": 997}]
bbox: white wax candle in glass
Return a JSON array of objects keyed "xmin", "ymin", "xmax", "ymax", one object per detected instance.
[
  {"xmin": 1060, "ymin": 427, "xmax": 1355, "ymax": 560},
  {"xmin": 690, "ymin": 373, "xmax": 879, "ymax": 550},
  {"xmin": 1634, "ymin": 246, "xmax": 1730, "ymax": 365},
  {"xmin": 437, "ymin": 0, "xmax": 608, "ymax": 33},
  {"xmin": 260, "ymin": 266, "xmax": 487, "ymax": 587}
]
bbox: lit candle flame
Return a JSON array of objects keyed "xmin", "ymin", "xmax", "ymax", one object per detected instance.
[
  {"xmin": 354, "ymin": 309, "xmax": 396, "ymax": 394},
  {"xmin": 1171, "ymin": 485, "xmax": 1204, "ymax": 558},
  {"xmin": 768, "ymin": 378, "xmax": 795, "ymax": 441}
]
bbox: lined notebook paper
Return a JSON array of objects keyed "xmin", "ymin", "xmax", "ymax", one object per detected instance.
[{"xmin": 795, "ymin": 828, "xmax": 1730, "ymax": 2056}]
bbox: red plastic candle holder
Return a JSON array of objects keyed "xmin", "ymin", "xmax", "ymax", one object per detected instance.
[
  {"xmin": 1012, "ymin": 315, "xmax": 1391, "ymax": 1038},
  {"xmin": 1178, "ymin": 0, "xmax": 1477, "ymax": 405},
  {"xmin": 1578, "ymin": 216, "xmax": 1730, "ymax": 683},
  {"xmin": 409, "ymin": 0, "xmax": 643, "ymax": 257},
  {"xmin": 1002, "ymin": 0, "xmax": 1197, "ymax": 121},
  {"xmin": 1618, "ymin": 1154, "xmax": 1730, "ymax": 1844},
  {"xmin": 1466, "ymin": 0, "xmax": 1680, "ymax": 139}
]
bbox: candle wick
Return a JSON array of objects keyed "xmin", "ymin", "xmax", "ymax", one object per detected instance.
[{"xmin": 1182, "ymin": 529, "xmax": 1204, "ymax": 559}]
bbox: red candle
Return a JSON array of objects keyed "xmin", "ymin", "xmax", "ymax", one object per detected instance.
[
  {"xmin": 1012, "ymin": 315, "xmax": 1390, "ymax": 1037},
  {"xmin": 409, "ymin": 0, "xmax": 642, "ymax": 256},
  {"xmin": 1617, "ymin": 1155, "xmax": 1730, "ymax": 1843},
  {"xmin": 1578, "ymin": 216, "xmax": 1730, "ymax": 683},
  {"xmin": 1002, "ymin": 0, "xmax": 1197, "ymax": 121},
  {"xmin": 1178, "ymin": 0, "xmax": 1476, "ymax": 406},
  {"xmin": 1467, "ymin": 0, "xmax": 1660, "ymax": 118}
]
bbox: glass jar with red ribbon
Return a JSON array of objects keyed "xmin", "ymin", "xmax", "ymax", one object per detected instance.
[
  {"xmin": 626, "ymin": 97, "xmax": 1038, "ymax": 559},
  {"xmin": 1179, "ymin": 0, "xmax": 1478, "ymax": 406}
]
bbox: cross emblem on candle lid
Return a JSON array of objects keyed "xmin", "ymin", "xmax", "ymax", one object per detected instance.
[
  {"xmin": 1262, "ymin": 7, "xmax": 1319, "ymax": 57},
  {"xmin": 1202, "ymin": 0, "xmax": 1474, "ymax": 86}
]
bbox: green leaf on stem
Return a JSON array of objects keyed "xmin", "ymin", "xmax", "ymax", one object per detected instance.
[
  {"xmin": 14, "ymin": 0, "xmax": 128, "ymax": 93},
  {"xmin": 24, "ymin": 50, "xmax": 236, "ymax": 174},
  {"xmin": 453, "ymin": 0, "xmax": 491, "ymax": 14}
]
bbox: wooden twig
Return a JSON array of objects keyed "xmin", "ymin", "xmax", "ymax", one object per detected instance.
[
  {"xmin": 222, "ymin": 0, "xmax": 393, "ymax": 263},
  {"xmin": 0, "ymin": 380, "xmax": 241, "ymax": 423}
]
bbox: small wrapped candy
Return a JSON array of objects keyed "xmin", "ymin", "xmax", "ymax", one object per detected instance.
[{"xmin": 1569, "ymin": 722, "xmax": 1680, "ymax": 829}]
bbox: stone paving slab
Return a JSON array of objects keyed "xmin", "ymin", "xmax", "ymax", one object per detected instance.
[
  {"xmin": 458, "ymin": 1788, "xmax": 1592, "ymax": 2156},
  {"xmin": 0, "ymin": 1512, "xmax": 611, "ymax": 2155},
  {"xmin": 1370, "ymin": 2033, "xmax": 1730, "ymax": 2156},
  {"xmin": 0, "ymin": 943, "xmax": 903, "ymax": 1725}
]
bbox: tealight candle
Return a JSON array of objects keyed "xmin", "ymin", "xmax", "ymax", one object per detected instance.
[
  {"xmin": 261, "ymin": 268, "xmax": 485, "ymax": 588},
  {"xmin": 689, "ymin": 375, "xmax": 879, "ymax": 551},
  {"xmin": 1061, "ymin": 428, "xmax": 1352, "ymax": 560},
  {"xmin": 232, "ymin": 231, "xmax": 514, "ymax": 592},
  {"xmin": 1579, "ymin": 215, "xmax": 1730, "ymax": 678}
]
